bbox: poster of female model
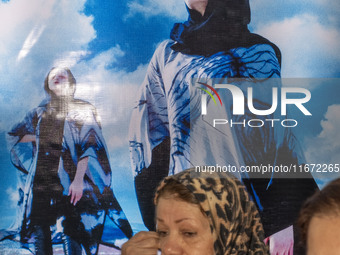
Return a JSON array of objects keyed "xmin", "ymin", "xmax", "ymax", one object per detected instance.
[{"xmin": 0, "ymin": 0, "xmax": 339, "ymax": 254}]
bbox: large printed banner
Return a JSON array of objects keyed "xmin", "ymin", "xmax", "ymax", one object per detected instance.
[{"xmin": 0, "ymin": 0, "xmax": 339, "ymax": 254}]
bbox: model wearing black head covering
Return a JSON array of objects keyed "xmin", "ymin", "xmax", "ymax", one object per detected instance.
[{"xmin": 171, "ymin": 0, "xmax": 281, "ymax": 65}]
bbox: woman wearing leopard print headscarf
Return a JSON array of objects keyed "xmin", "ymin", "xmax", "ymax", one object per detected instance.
[{"xmin": 122, "ymin": 168, "xmax": 268, "ymax": 255}]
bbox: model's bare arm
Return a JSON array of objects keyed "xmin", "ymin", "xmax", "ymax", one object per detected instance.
[{"xmin": 69, "ymin": 156, "xmax": 89, "ymax": 205}]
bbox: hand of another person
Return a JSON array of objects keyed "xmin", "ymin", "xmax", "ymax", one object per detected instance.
[
  {"xmin": 121, "ymin": 231, "xmax": 160, "ymax": 255},
  {"xmin": 68, "ymin": 178, "xmax": 84, "ymax": 205},
  {"xmin": 264, "ymin": 225, "xmax": 294, "ymax": 255}
]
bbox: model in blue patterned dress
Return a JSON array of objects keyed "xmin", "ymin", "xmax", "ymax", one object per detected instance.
[
  {"xmin": 129, "ymin": 0, "xmax": 317, "ymax": 253},
  {"xmin": 6, "ymin": 67, "xmax": 132, "ymax": 254}
]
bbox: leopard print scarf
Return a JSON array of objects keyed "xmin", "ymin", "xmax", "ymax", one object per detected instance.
[{"xmin": 155, "ymin": 168, "xmax": 269, "ymax": 255}]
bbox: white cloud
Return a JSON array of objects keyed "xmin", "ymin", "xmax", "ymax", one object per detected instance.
[
  {"xmin": 305, "ymin": 104, "xmax": 340, "ymax": 182},
  {"xmin": 6, "ymin": 187, "xmax": 18, "ymax": 208},
  {"xmin": 52, "ymin": 50, "xmax": 88, "ymax": 69},
  {"xmin": 126, "ymin": 0, "xmax": 187, "ymax": 20},
  {"xmin": 256, "ymin": 14, "xmax": 340, "ymax": 78}
]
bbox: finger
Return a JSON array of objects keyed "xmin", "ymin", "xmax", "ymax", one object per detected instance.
[
  {"xmin": 137, "ymin": 236, "xmax": 160, "ymax": 249},
  {"xmin": 74, "ymin": 192, "xmax": 81, "ymax": 205},
  {"xmin": 74, "ymin": 192, "xmax": 82, "ymax": 205},
  {"xmin": 71, "ymin": 192, "xmax": 76, "ymax": 205},
  {"xmin": 133, "ymin": 231, "xmax": 160, "ymax": 241},
  {"xmin": 122, "ymin": 232, "xmax": 161, "ymax": 255},
  {"xmin": 264, "ymin": 236, "xmax": 270, "ymax": 245},
  {"xmin": 73, "ymin": 195, "xmax": 78, "ymax": 206},
  {"xmin": 124, "ymin": 248, "xmax": 159, "ymax": 255},
  {"xmin": 127, "ymin": 232, "xmax": 160, "ymax": 250},
  {"xmin": 122, "ymin": 245, "xmax": 159, "ymax": 255},
  {"xmin": 74, "ymin": 192, "xmax": 79, "ymax": 205}
]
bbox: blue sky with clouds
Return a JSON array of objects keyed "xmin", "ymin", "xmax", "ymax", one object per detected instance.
[{"xmin": 0, "ymin": 0, "xmax": 339, "ymax": 231}]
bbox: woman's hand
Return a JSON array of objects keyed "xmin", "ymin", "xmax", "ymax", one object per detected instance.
[
  {"xmin": 121, "ymin": 231, "xmax": 160, "ymax": 255},
  {"xmin": 68, "ymin": 178, "xmax": 84, "ymax": 205},
  {"xmin": 264, "ymin": 225, "xmax": 294, "ymax": 255},
  {"xmin": 68, "ymin": 157, "xmax": 89, "ymax": 205}
]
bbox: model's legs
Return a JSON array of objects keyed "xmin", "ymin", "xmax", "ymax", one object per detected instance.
[
  {"xmin": 61, "ymin": 201, "xmax": 83, "ymax": 255},
  {"xmin": 134, "ymin": 137, "xmax": 170, "ymax": 230},
  {"xmin": 62, "ymin": 233, "xmax": 82, "ymax": 255},
  {"xmin": 62, "ymin": 216, "xmax": 99, "ymax": 255},
  {"xmin": 34, "ymin": 225, "xmax": 53, "ymax": 255},
  {"xmin": 31, "ymin": 189, "xmax": 54, "ymax": 255}
]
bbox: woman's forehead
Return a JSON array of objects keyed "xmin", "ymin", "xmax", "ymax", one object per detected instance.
[
  {"xmin": 156, "ymin": 197, "xmax": 207, "ymax": 223},
  {"xmin": 49, "ymin": 68, "xmax": 68, "ymax": 78}
]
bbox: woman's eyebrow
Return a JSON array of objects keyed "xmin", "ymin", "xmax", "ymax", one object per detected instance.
[
  {"xmin": 156, "ymin": 217, "xmax": 194, "ymax": 223},
  {"xmin": 175, "ymin": 218, "xmax": 193, "ymax": 224}
]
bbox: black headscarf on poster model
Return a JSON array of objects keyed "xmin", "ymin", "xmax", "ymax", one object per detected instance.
[{"xmin": 170, "ymin": 0, "xmax": 282, "ymax": 65}]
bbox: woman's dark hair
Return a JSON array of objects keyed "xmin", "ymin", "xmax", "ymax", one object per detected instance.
[
  {"xmin": 155, "ymin": 179, "xmax": 200, "ymax": 206},
  {"xmin": 298, "ymin": 178, "xmax": 340, "ymax": 247},
  {"xmin": 44, "ymin": 67, "xmax": 76, "ymax": 97}
]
